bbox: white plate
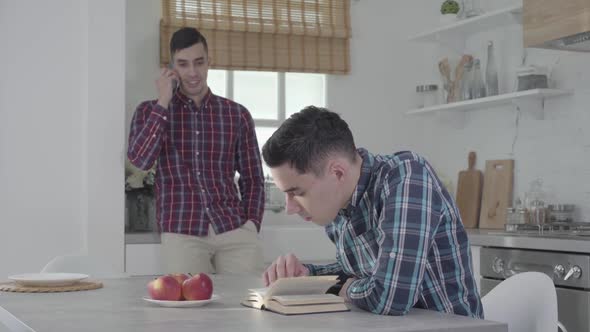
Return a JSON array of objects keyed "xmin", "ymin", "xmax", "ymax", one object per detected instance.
[
  {"xmin": 8, "ymin": 273, "xmax": 89, "ymax": 287},
  {"xmin": 143, "ymin": 294, "xmax": 220, "ymax": 308}
]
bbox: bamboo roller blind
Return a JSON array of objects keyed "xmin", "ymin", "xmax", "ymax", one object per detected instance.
[{"xmin": 160, "ymin": 0, "xmax": 351, "ymax": 74}]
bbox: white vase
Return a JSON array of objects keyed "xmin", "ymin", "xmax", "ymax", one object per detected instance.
[{"xmin": 439, "ymin": 14, "xmax": 458, "ymax": 25}]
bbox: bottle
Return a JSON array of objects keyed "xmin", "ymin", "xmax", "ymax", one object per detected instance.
[
  {"xmin": 461, "ymin": 60, "xmax": 473, "ymax": 101},
  {"xmin": 471, "ymin": 59, "xmax": 486, "ymax": 99},
  {"xmin": 461, "ymin": 0, "xmax": 477, "ymax": 18},
  {"xmin": 485, "ymin": 41, "xmax": 499, "ymax": 96}
]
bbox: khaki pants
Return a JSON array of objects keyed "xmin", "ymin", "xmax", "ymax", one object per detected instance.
[{"xmin": 160, "ymin": 221, "xmax": 263, "ymax": 275}]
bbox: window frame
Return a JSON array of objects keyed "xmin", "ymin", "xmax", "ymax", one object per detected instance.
[{"xmin": 221, "ymin": 71, "xmax": 287, "ymax": 127}]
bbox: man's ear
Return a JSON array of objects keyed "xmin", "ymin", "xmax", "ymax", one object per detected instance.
[{"xmin": 328, "ymin": 159, "xmax": 347, "ymax": 181}]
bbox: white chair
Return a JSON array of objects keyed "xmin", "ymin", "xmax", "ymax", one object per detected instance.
[
  {"xmin": 40, "ymin": 254, "xmax": 129, "ymax": 278},
  {"xmin": 40, "ymin": 254, "xmax": 94, "ymax": 275},
  {"xmin": 482, "ymin": 271, "xmax": 567, "ymax": 332},
  {"xmin": 0, "ymin": 306, "xmax": 34, "ymax": 332}
]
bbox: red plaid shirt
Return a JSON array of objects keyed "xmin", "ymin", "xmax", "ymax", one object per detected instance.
[{"xmin": 128, "ymin": 89, "xmax": 265, "ymax": 236}]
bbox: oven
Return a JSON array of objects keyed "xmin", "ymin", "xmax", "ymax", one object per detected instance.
[{"xmin": 480, "ymin": 247, "xmax": 590, "ymax": 332}]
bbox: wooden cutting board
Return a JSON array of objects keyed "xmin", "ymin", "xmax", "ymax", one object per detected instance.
[
  {"xmin": 455, "ymin": 152, "xmax": 483, "ymax": 228},
  {"xmin": 479, "ymin": 159, "xmax": 515, "ymax": 229}
]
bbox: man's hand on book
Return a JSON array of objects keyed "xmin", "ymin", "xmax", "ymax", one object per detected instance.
[
  {"xmin": 263, "ymin": 253, "xmax": 310, "ymax": 286},
  {"xmin": 338, "ymin": 277, "xmax": 357, "ymax": 302}
]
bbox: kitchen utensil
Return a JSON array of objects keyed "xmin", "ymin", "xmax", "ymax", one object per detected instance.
[
  {"xmin": 479, "ymin": 159, "xmax": 514, "ymax": 229},
  {"xmin": 438, "ymin": 58, "xmax": 452, "ymax": 102},
  {"xmin": 455, "ymin": 151, "xmax": 483, "ymax": 228}
]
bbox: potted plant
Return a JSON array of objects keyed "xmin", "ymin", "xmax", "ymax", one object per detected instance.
[{"xmin": 440, "ymin": 0, "xmax": 460, "ymax": 24}]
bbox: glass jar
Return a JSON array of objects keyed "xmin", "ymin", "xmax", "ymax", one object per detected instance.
[
  {"xmin": 415, "ymin": 84, "xmax": 439, "ymax": 108},
  {"xmin": 506, "ymin": 207, "xmax": 527, "ymax": 225},
  {"xmin": 547, "ymin": 204, "xmax": 575, "ymax": 223},
  {"xmin": 516, "ymin": 66, "xmax": 549, "ymax": 91},
  {"xmin": 528, "ymin": 200, "xmax": 547, "ymax": 225}
]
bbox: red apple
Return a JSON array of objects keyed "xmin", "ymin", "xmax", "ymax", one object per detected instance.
[
  {"xmin": 169, "ymin": 273, "xmax": 190, "ymax": 299},
  {"xmin": 182, "ymin": 273, "xmax": 213, "ymax": 301},
  {"xmin": 147, "ymin": 275, "xmax": 182, "ymax": 301},
  {"xmin": 169, "ymin": 273, "xmax": 190, "ymax": 285}
]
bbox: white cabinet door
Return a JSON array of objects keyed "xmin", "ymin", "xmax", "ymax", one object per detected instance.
[{"xmin": 125, "ymin": 244, "xmax": 164, "ymax": 276}]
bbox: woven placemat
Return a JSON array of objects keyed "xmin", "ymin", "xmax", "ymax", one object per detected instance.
[{"xmin": 0, "ymin": 281, "xmax": 103, "ymax": 293}]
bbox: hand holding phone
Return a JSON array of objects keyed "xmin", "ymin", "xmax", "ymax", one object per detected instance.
[
  {"xmin": 156, "ymin": 65, "xmax": 178, "ymax": 109},
  {"xmin": 168, "ymin": 62, "xmax": 178, "ymax": 92}
]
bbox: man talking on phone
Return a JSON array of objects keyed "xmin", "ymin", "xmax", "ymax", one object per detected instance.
[{"xmin": 128, "ymin": 27, "xmax": 265, "ymax": 275}]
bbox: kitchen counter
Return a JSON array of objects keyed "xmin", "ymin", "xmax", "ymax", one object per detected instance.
[
  {"xmin": 468, "ymin": 229, "xmax": 590, "ymax": 253},
  {"xmin": 125, "ymin": 231, "xmax": 160, "ymax": 244},
  {"xmin": 0, "ymin": 275, "xmax": 506, "ymax": 332}
]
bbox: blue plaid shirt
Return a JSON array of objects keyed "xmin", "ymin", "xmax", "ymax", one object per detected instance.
[{"xmin": 306, "ymin": 149, "xmax": 483, "ymax": 318}]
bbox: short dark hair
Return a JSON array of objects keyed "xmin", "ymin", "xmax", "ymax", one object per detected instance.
[
  {"xmin": 262, "ymin": 106, "xmax": 357, "ymax": 175},
  {"xmin": 170, "ymin": 27, "xmax": 208, "ymax": 57}
]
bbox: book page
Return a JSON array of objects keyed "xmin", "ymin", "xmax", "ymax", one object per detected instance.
[
  {"xmin": 261, "ymin": 276, "xmax": 339, "ymax": 302},
  {"xmin": 248, "ymin": 288, "xmax": 268, "ymax": 297}
]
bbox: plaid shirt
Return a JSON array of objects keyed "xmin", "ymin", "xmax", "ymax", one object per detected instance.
[
  {"xmin": 127, "ymin": 89, "xmax": 264, "ymax": 236},
  {"xmin": 306, "ymin": 149, "xmax": 483, "ymax": 318}
]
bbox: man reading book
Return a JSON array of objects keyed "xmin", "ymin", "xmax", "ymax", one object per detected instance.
[{"xmin": 260, "ymin": 106, "xmax": 483, "ymax": 318}]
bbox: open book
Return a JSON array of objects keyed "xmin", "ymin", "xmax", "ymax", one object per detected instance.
[{"xmin": 240, "ymin": 275, "xmax": 349, "ymax": 315}]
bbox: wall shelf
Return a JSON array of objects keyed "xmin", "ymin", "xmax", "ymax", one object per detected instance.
[
  {"xmin": 405, "ymin": 89, "xmax": 573, "ymax": 115},
  {"xmin": 408, "ymin": 4, "xmax": 522, "ymax": 46}
]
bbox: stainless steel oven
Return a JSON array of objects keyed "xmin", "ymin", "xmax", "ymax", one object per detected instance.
[{"xmin": 480, "ymin": 247, "xmax": 590, "ymax": 332}]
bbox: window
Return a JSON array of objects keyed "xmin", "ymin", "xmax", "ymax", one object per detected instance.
[
  {"xmin": 208, "ymin": 70, "xmax": 326, "ymax": 175},
  {"xmin": 161, "ymin": 0, "xmax": 351, "ymax": 74}
]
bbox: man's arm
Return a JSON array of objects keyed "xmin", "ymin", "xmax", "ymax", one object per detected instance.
[
  {"xmin": 344, "ymin": 160, "xmax": 441, "ymax": 315},
  {"xmin": 127, "ymin": 101, "xmax": 168, "ymax": 170},
  {"xmin": 128, "ymin": 67, "xmax": 176, "ymax": 170},
  {"xmin": 304, "ymin": 261, "xmax": 344, "ymax": 276},
  {"xmin": 235, "ymin": 108, "xmax": 265, "ymax": 230}
]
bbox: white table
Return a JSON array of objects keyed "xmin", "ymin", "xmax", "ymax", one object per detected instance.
[{"xmin": 0, "ymin": 275, "xmax": 506, "ymax": 332}]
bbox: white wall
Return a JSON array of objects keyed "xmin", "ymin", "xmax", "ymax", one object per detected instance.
[
  {"xmin": 125, "ymin": 0, "xmax": 161, "ymax": 137},
  {"xmin": 86, "ymin": 0, "xmax": 126, "ymax": 275},
  {"xmin": 330, "ymin": 0, "xmax": 590, "ymax": 221},
  {"xmin": 0, "ymin": 0, "xmax": 125, "ymax": 277},
  {"xmin": 0, "ymin": 1, "xmax": 87, "ymax": 276}
]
